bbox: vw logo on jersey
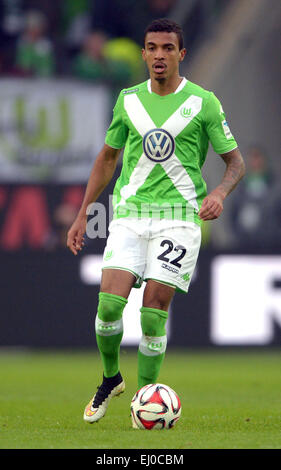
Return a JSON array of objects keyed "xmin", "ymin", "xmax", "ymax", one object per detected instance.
[{"xmin": 143, "ymin": 128, "xmax": 175, "ymax": 162}]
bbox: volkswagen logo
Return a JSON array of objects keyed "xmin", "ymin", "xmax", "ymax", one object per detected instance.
[{"xmin": 143, "ymin": 128, "xmax": 175, "ymax": 162}]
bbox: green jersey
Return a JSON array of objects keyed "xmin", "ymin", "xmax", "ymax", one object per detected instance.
[{"xmin": 105, "ymin": 78, "xmax": 238, "ymax": 226}]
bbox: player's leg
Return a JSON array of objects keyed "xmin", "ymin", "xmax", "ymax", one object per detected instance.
[
  {"xmin": 84, "ymin": 220, "xmax": 147, "ymax": 423},
  {"xmin": 84, "ymin": 268, "xmax": 136, "ymax": 423},
  {"xmin": 96, "ymin": 224, "xmax": 145, "ymax": 380},
  {"xmin": 96, "ymin": 268, "xmax": 136, "ymax": 379},
  {"xmin": 142, "ymin": 279, "xmax": 175, "ymax": 311},
  {"xmin": 137, "ymin": 222, "xmax": 201, "ymax": 388},
  {"xmin": 138, "ymin": 280, "xmax": 175, "ymax": 388}
]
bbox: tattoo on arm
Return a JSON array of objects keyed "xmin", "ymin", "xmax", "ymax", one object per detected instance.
[{"xmin": 218, "ymin": 149, "xmax": 246, "ymax": 198}]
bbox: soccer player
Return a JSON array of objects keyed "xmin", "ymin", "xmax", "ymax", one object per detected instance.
[{"xmin": 67, "ymin": 19, "xmax": 245, "ymax": 423}]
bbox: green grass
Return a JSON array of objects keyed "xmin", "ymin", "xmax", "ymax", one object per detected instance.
[{"xmin": 0, "ymin": 349, "xmax": 280, "ymax": 449}]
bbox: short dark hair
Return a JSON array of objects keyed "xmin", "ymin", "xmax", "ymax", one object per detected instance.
[{"xmin": 144, "ymin": 18, "xmax": 184, "ymax": 50}]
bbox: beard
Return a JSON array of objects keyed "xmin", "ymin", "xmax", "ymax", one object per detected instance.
[{"xmin": 155, "ymin": 76, "xmax": 166, "ymax": 82}]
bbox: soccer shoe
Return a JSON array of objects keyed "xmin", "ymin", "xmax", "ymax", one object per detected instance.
[{"xmin": 83, "ymin": 372, "xmax": 125, "ymax": 423}]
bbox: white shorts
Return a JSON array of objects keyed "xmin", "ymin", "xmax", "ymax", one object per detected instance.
[{"xmin": 102, "ymin": 218, "xmax": 201, "ymax": 293}]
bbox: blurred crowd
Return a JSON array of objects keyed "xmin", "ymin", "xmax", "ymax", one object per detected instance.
[
  {"xmin": 230, "ymin": 146, "xmax": 281, "ymax": 250},
  {"xmin": 0, "ymin": 0, "xmax": 227, "ymax": 88}
]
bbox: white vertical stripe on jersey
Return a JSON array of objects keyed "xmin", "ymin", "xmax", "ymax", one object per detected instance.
[{"xmin": 124, "ymin": 93, "xmax": 155, "ymax": 136}]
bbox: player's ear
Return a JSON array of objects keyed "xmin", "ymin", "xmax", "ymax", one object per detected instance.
[
  {"xmin": 142, "ymin": 48, "xmax": 146, "ymax": 61},
  {"xmin": 179, "ymin": 48, "xmax": 186, "ymax": 62}
]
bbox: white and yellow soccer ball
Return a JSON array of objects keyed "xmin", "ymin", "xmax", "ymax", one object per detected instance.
[{"xmin": 130, "ymin": 383, "xmax": 181, "ymax": 430}]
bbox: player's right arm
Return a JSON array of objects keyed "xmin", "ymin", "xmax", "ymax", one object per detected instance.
[{"xmin": 67, "ymin": 144, "xmax": 121, "ymax": 255}]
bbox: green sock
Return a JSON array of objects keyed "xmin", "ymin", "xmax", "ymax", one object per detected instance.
[
  {"xmin": 137, "ymin": 306, "xmax": 168, "ymax": 389},
  {"xmin": 95, "ymin": 292, "xmax": 127, "ymax": 378}
]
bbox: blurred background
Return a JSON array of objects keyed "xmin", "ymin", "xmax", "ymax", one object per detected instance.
[{"xmin": 0, "ymin": 0, "xmax": 280, "ymax": 350}]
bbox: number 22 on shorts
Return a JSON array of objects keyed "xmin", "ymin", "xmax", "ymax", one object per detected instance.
[{"xmin": 157, "ymin": 239, "xmax": 186, "ymax": 268}]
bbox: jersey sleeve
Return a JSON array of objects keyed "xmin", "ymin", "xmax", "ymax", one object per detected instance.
[
  {"xmin": 105, "ymin": 92, "xmax": 129, "ymax": 149},
  {"xmin": 204, "ymin": 92, "xmax": 238, "ymax": 154}
]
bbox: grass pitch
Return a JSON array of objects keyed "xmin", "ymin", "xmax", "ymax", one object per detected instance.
[{"xmin": 0, "ymin": 349, "xmax": 280, "ymax": 449}]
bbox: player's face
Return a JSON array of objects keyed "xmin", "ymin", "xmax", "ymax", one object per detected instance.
[{"xmin": 142, "ymin": 31, "xmax": 186, "ymax": 81}]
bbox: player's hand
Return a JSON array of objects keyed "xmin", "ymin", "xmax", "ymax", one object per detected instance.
[
  {"xmin": 198, "ymin": 189, "xmax": 224, "ymax": 221},
  {"xmin": 67, "ymin": 215, "xmax": 87, "ymax": 255}
]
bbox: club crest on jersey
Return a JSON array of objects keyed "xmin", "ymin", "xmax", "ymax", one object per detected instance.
[
  {"xmin": 180, "ymin": 107, "xmax": 193, "ymax": 118},
  {"xmin": 143, "ymin": 128, "xmax": 175, "ymax": 162}
]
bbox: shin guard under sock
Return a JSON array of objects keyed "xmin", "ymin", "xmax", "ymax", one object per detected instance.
[
  {"xmin": 95, "ymin": 292, "xmax": 127, "ymax": 378},
  {"xmin": 137, "ymin": 306, "xmax": 168, "ymax": 388}
]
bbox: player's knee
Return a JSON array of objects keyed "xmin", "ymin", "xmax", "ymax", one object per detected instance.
[
  {"xmin": 95, "ymin": 292, "xmax": 128, "ymax": 337},
  {"xmin": 97, "ymin": 292, "xmax": 128, "ymax": 322},
  {"xmin": 143, "ymin": 281, "xmax": 174, "ymax": 311},
  {"xmin": 144, "ymin": 299, "xmax": 169, "ymax": 311},
  {"xmin": 140, "ymin": 306, "xmax": 168, "ymax": 337}
]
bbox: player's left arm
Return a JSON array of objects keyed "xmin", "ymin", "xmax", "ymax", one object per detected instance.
[{"xmin": 198, "ymin": 147, "xmax": 245, "ymax": 221}]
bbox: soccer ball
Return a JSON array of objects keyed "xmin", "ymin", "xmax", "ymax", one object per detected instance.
[{"xmin": 130, "ymin": 383, "xmax": 181, "ymax": 430}]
